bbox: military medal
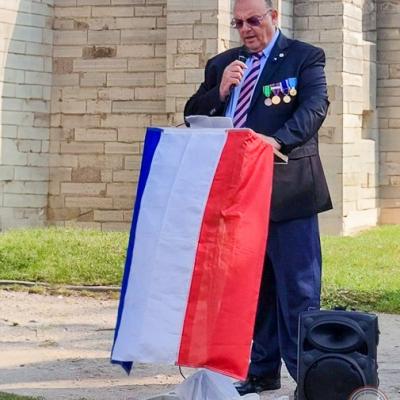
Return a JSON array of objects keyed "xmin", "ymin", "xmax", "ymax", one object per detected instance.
[
  {"xmin": 264, "ymin": 98, "xmax": 273, "ymax": 107},
  {"xmin": 272, "ymin": 96, "xmax": 281, "ymax": 105},
  {"xmin": 271, "ymin": 83, "xmax": 282, "ymax": 105},
  {"xmin": 288, "ymin": 77, "xmax": 298, "ymax": 97},
  {"xmin": 282, "ymin": 79, "xmax": 291, "ymax": 103},
  {"xmin": 263, "ymin": 85, "xmax": 273, "ymax": 107}
]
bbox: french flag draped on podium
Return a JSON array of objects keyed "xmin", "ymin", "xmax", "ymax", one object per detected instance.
[{"xmin": 111, "ymin": 127, "xmax": 274, "ymax": 380}]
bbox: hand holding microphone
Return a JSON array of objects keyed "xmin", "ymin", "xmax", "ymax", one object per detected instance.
[{"xmin": 219, "ymin": 49, "xmax": 250, "ymax": 101}]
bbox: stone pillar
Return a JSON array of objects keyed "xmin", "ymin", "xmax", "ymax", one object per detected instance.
[
  {"xmin": 360, "ymin": 0, "xmax": 379, "ymax": 229},
  {"xmin": 0, "ymin": 0, "xmax": 53, "ymax": 231},
  {"xmin": 294, "ymin": 0, "xmax": 379, "ymax": 235},
  {"xmin": 377, "ymin": 0, "xmax": 400, "ymax": 224}
]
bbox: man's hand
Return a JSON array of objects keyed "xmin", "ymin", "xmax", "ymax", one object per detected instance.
[
  {"xmin": 219, "ymin": 60, "xmax": 247, "ymax": 101},
  {"xmin": 256, "ymin": 134, "xmax": 282, "ymax": 150}
]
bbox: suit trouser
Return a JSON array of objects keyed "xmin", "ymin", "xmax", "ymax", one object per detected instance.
[{"xmin": 249, "ymin": 215, "xmax": 322, "ymax": 381}]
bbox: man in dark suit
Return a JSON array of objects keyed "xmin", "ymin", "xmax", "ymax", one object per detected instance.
[{"xmin": 184, "ymin": 0, "xmax": 332, "ymax": 397}]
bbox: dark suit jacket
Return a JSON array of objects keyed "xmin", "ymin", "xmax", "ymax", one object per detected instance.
[{"xmin": 184, "ymin": 32, "xmax": 332, "ymax": 222}]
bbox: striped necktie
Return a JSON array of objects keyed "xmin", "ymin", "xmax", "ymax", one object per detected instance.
[{"xmin": 233, "ymin": 52, "xmax": 263, "ymax": 128}]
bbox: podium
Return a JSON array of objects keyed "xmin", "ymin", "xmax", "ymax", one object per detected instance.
[{"xmin": 111, "ymin": 127, "xmax": 274, "ymax": 379}]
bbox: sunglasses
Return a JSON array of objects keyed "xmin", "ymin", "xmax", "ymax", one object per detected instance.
[{"xmin": 230, "ymin": 11, "xmax": 271, "ymax": 29}]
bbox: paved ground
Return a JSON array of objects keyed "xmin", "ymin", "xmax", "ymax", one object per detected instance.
[{"xmin": 0, "ymin": 290, "xmax": 398, "ymax": 400}]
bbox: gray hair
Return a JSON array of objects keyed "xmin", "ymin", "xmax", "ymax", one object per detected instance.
[{"xmin": 234, "ymin": 0, "xmax": 274, "ymax": 10}]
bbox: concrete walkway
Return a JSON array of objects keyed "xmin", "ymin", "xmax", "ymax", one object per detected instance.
[{"xmin": 0, "ymin": 291, "xmax": 398, "ymax": 400}]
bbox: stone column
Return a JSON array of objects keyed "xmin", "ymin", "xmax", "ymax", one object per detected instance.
[
  {"xmin": 377, "ymin": 0, "xmax": 400, "ymax": 224},
  {"xmin": 294, "ymin": 0, "xmax": 379, "ymax": 235},
  {"xmin": 0, "ymin": 0, "xmax": 53, "ymax": 231}
]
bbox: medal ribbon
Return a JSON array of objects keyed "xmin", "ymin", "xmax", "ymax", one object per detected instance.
[
  {"xmin": 288, "ymin": 77, "xmax": 297, "ymax": 91},
  {"xmin": 281, "ymin": 79, "xmax": 290, "ymax": 95},
  {"xmin": 263, "ymin": 85, "xmax": 272, "ymax": 98},
  {"xmin": 271, "ymin": 83, "xmax": 281, "ymax": 97}
]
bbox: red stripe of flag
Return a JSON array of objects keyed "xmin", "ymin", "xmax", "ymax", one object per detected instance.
[{"xmin": 177, "ymin": 130, "xmax": 274, "ymax": 379}]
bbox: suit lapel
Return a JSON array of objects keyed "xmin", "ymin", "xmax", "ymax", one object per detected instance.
[{"xmin": 248, "ymin": 32, "xmax": 291, "ymax": 112}]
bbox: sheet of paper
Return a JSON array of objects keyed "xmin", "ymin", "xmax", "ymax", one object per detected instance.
[{"xmin": 185, "ymin": 115, "xmax": 233, "ymax": 129}]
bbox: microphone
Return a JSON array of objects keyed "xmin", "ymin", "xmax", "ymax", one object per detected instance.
[
  {"xmin": 222, "ymin": 47, "xmax": 250, "ymax": 113},
  {"xmin": 229, "ymin": 47, "xmax": 250, "ymax": 93},
  {"xmin": 238, "ymin": 47, "xmax": 250, "ymax": 63}
]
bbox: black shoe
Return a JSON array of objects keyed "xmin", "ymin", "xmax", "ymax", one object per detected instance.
[{"xmin": 234, "ymin": 374, "xmax": 281, "ymax": 395}]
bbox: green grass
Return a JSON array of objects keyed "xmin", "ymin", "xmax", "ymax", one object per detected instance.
[
  {"xmin": 0, "ymin": 228, "xmax": 127, "ymax": 285},
  {"xmin": 0, "ymin": 225, "xmax": 399, "ymax": 313},
  {"xmin": 0, "ymin": 393, "xmax": 42, "ymax": 400},
  {"xmin": 321, "ymin": 225, "xmax": 400, "ymax": 314}
]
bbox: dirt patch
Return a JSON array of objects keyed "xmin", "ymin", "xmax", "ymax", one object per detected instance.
[{"xmin": 0, "ymin": 290, "xmax": 398, "ymax": 400}]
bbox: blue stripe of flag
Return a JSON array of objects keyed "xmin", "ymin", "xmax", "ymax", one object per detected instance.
[{"xmin": 111, "ymin": 127, "xmax": 162, "ymax": 374}]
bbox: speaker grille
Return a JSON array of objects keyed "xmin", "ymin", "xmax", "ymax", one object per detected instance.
[
  {"xmin": 304, "ymin": 357, "xmax": 365, "ymax": 400},
  {"xmin": 308, "ymin": 321, "xmax": 364, "ymax": 353}
]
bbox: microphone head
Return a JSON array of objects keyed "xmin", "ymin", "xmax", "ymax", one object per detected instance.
[{"xmin": 238, "ymin": 47, "xmax": 250, "ymax": 63}]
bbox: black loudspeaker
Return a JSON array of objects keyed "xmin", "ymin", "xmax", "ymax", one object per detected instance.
[{"xmin": 298, "ymin": 310, "xmax": 379, "ymax": 400}]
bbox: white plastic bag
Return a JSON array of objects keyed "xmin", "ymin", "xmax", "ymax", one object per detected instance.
[
  {"xmin": 175, "ymin": 370, "xmax": 260, "ymax": 400},
  {"xmin": 144, "ymin": 369, "xmax": 260, "ymax": 400}
]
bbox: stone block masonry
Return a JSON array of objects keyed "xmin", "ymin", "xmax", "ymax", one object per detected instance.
[
  {"xmin": 49, "ymin": 0, "xmax": 252, "ymax": 229},
  {"xmin": 49, "ymin": 0, "xmax": 168, "ymax": 230},
  {"xmin": 0, "ymin": 0, "xmax": 53, "ymax": 231}
]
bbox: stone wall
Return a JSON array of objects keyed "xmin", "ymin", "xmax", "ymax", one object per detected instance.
[
  {"xmin": 377, "ymin": 0, "xmax": 400, "ymax": 224},
  {"xmin": 49, "ymin": 0, "xmax": 168, "ymax": 230},
  {"xmin": 0, "ymin": 0, "xmax": 53, "ymax": 230}
]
